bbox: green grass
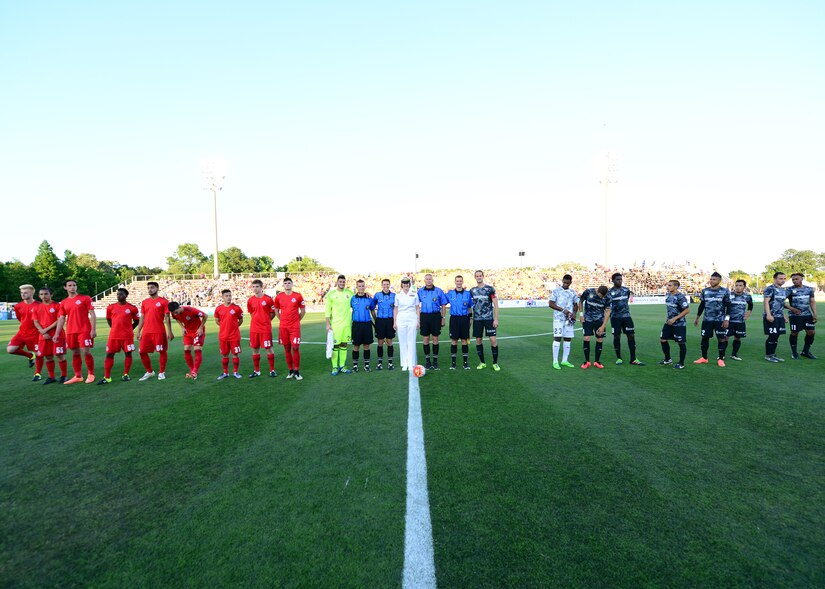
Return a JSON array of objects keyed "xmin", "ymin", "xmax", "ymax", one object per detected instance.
[{"xmin": 1, "ymin": 307, "xmax": 823, "ymax": 587}]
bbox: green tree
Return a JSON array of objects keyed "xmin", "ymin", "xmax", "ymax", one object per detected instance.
[
  {"xmin": 762, "ymin": 249, "xmax": 824, "ymax": 282},
  {"xmin": 218, "ymin": 246, "xmax": 256, "ymax": 273},
  {"xmin": 167, "ymin": 243, "xmax": 208, "ymax": 274},
  {"xmin": 0, "ymin": 260, "xmax": 37, "ymax": 301},
  {"xmin": 31, "ymin": 240, "xmax": 65, "ymax": 288},
  {"xmin": 286, "ymin": 256, "xmax": 334, "ymax": 273},
  {"xmin": 728, "ymin": 269, "xmax": 754, "ymax": 284}
]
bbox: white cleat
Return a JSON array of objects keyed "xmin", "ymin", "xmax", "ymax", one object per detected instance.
[
  {"xmin": 233, "ymin": 372, "xmax": 243, "ymax": 379},
  {"xmin": 157, "ymin": 372, "xmax": 166, "ymax": 380},
  {"xmin": 139, "ymin": 371, "xmax": 156, "ymax": 381}
]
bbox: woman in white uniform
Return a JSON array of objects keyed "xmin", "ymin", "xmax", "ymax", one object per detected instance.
[{"xmin": 393, "ymin": 277, "xmax": 421, "ymax": 371}]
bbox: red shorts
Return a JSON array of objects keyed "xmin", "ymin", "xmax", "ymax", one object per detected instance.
[
  {"xmin": 249, "ymin": 331, "xmax": 273, "ymax": 349},
  {"xmin": 219, "ymin": 339, "xmax": 242, "ymax": 355},
  {"xmin": 183, "ymin": 332, "xmax": 206, "ymax": 347},
  {"xmin": 9, "ymin": 333, "xmax": 38, "ymax": 351},
  {"xmin": 139, "ymin": 333, "xmax": 168, "ymax": 354},
  {"xmin": 279, "ymin": 325, "xmax": 302, "ymax": 347},
  {"xmin": 66, "ymin": 332, "xmax": 94, "ymax": 349},
  {"xmin": 37, "ymin": 335, "xmax": 66, "ymax": 357},
  {"xmin": 106, "ymin": 337, "xmax": 136, "ymax": 354}
]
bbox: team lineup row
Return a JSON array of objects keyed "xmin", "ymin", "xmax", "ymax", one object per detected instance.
[{"xmin": 5, "ymin": 270, "xmax": 817, "ymax": 384}]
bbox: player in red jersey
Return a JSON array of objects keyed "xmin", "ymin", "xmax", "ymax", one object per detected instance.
[
  {"xmin": 32, "ymin": 287, "xmax": 68, "ymax": 384},
  {"xmin": 7, "ymin": 284, "xmax": 39, "ymax": 371},
  {"xmin": 99, "ymin": 288, "xmax": 140, "ymax": 385},
  {"xmin": 247, "ymin": 279, "xmax": 277, "ymax": 378},
  {"xmin": 54, "ymin": 279, "xmax": 97, "ymax": 385},
  {"xmin": 169, "ymin": 301, "xmax": 208, "ymax": 379},
  {"xmin": 275, "ymin": 277, "xmax": 306, "ymax": 380},
  {"xmin": 135, "ymin": 281, "xmax": 174, "ymax": 381},
  {"xmin": 214, "ymin": 289, "xmax": 244, "ymax": 380}
]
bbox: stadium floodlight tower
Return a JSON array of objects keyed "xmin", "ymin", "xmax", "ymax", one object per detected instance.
[
  {"xmin": 599, "ymin": 151, "xmax": 619, "ymax": 267},
  {"xmin": 201, "ymin": 157, "xmax": 228, "ymax": 278}
]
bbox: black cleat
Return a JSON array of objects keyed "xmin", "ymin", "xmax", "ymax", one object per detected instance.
[
  {"xmin": 425, "ymin": 361, "xmax": 432, "ymax": 370},
  {"xmin": 352, "ymin": 365, "xmax": 359, "ymax": 373},
  {"xmin": 450, "ymin": 363, "xmax": 456, "ymax": 370},
  {"xmin": 388, "ymin": 364, "xmax": 395, "ymax": 371},
  {"xmin": 269, "ymin": 370, "xmax": 278, "ymax": 377},
  {"xmin": 29, "ymin": 355, "xmax": 36, "ymax": 368},
  {"xmin": 376, "ymin": 363, "xmax": 383, "ymax": 371},
  {"xmin": 801, "ymin": 351, "xmax": 817, "ymax": 360},
  {"xmin": 59, "ymin": 376, "xmax": 68, "ymax": 384},
  {"xmin": 432, "ymin": 361, "xmax": 440, "ymax": 371},
  {"xmin": 658, "ymin": 359, "xmax": 673, "ymax": 366},
  {"xmin": 42, "ymin": 377, "xmax": 57, "ymax": 385},
  {"xmin": 294, "ymin": 371, "xmax": 303, "ymax": 381},
  {"xmin": 791, "ymin": 352, "xmax": 800, "ymax": 360},
  {"xmin": 630, "ymin": 359, "xmax": 646, "ymax": 366},
  {"xmin": 673, "ymin": 363, "xmax": 685, "ymax": 370},
  {"xmin": 32, "ymin": 373, "xmax": 42, "ymax": 382},
  {"xmin": 463, "ymin": 363, "xmax": 470, "ymax": 370},
  {"xmin": 364, "ymin": 365, "xmax": 371, "ymax": 373}
]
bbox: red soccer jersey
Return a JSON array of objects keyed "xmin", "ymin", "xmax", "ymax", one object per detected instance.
[
  {"xmin": 173, "ymin": 306, "xmax": 205, "ymax": 335},
  {"xmin": 107, "ymin": 303, "xmax": 139, "ymax": 339},
  {"xmin": 214, "ymin": 303, "xmax": 243, "ymax": 340},
  {"xmin": 275, "ymin": 292, "xmax": 305, "ymax": 326},
  {"xmin": 35, "ymin": 302, "xmax": 61, "ymax": 335},
  {"xmin": 247, "ymin": 294, "xmax": 276, "ymax": 333},
  {"xmin": 140, "ymin": 297, "xmax": 170, "ymax": 335},
  {"xmin": 59, "ymin": 295, "xmax": 93, "ymax": 334},
  {"xmin": 14, "ymin": 300, "xmax": 41, "ymax": 338}
]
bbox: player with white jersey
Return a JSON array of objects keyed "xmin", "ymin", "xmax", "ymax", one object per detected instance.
[{"xmin": 548, "ymin": 274, "xmax": 578, "ymax": 370}]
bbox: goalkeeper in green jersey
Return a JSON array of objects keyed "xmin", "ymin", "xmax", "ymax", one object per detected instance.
[{"xmin": 325, "ymin": 275, "xmax": 354, "ymax": 375}]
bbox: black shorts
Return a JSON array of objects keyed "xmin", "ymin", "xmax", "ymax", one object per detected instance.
[
  {"xmin": 661, "ymin": 323, "xmax": 687, "ymax": 342},
  {"xmin": 473, "ymin": 319, "xmax": 496, "ymax": 338},
  {"xmin": 763, "ymin": 316, "xmax": 787, "ymax": 336},
  {"xmin": 351, "ymin": 321, "xmax": 374, "ymax": 346},
  {"xmin": 420, "ymin": 312, "xmax": 443, "ymax": 337},
  {"xmin": 611, "ymin": 316, "xmax": 635, "ymax": 335},
  {"xmin": 449, "ymin": 315, "xmax": 470, "ymax": 340},
  {"xmin": 789, "ymin": 315, "xmax": 816, "ymax": 333},
  {"xmin": 375, "ymin": 317, "xmax": 396, "ymax": 340},
  {"xmin": 729, "ymin": 322, "xmax": 747, "ymax": 338},
  {"xmin": 583, "ymin": 320, "xmax": 606, "ymax": 337},
  {"xmin": 700, "ymin": 320, "xmax": 729, "ymax": 338}
]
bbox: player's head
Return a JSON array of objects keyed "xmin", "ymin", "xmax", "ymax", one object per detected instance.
[
  {"xmin": 221, "ymin": 289, "xmax": 232, "ymax": 303},
  {"xmin": 381, "ymin": 279, "xmax": 390, "ymax": 292},
  {"xmin": 116, "ymin": 288, "xmax": 129, "ymax": 303},
  {"xmin": 283, "ymin": 277, "xmax": 293, "ymax": 292},
  {"xmin": 562, "ymin": 274, "xmax": 572, "ymax": 289},
  {"xmin": 424, "ymin": 274, "xmax": 434, "ymax": 287},
  {"xmin": 336, "ymin": 275, "xmax": 346, "ymax": 289},
  {"xmin": 168, "ymin": 301, "xmax": 182, "ymax": 314},
  {"xmin": 611, "ymin": 273, "xmax": 623, "ymax": 287},
  {"xmin": 709, "ymin": 272, "xmax": 722, "ymax": 287},
  {"xmin": 790, "ymin": 272, "xmax": 803, "ymax": 286},
  {"xmin": 64, "ymin": 279, "xmax": 78, "ymax": 295},
  {"xmin": 401, "ymin": 277, "xmax": 411, "ymax": 290},
  {"xmin": 667, "ymin": 280, "xmax": 680, "ymax": 293},
  {"xmin": 734, "ymin": 279, "xmax": 747, "ymax": 294},
  {"xmin": 773, "ymin": 271, "xmax": 786, "ymax": 286},
  {"xmin": 356, "ymin": 279, "xmax": 366, "ymax": 294},
  {"xmin": 19, "ymin": 284, "xmax": 34, "ymax": 300},
  {"xmin": 38, "ymin": 287, "xmax": 53, "ymax": 302},
  {"xmin": 147, "ymin": 281, "xmax": 159, "ymax": 295},
  {"xmin": 455, "ymin": 275, "xmax": 464, "ymax": 289},
  {"xmin": 597, "ymin": 285, "xmax": 608, "ymax": 297},
  {"xmin": 251, "ymin": 279, "xmax": 263, "ymax": 294},
  {"xmin": 474, "ymin": 270, "xmax": 484, "ymax": 284}
]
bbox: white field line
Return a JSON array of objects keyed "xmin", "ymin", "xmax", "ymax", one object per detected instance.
[
  {"xmin": 402, "ymin": 372, "xmax": 437, "ymax": 589},
  {"xmin": 242, "ymin": 330, "xmax": 578, "ymax": 344}
]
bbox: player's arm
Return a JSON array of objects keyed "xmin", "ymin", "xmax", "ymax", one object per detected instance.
[
  {"xmin": 578, "ymin": 293, "xmax": 587, "ymax": 324},
  {"xmin": 136, "ymin": 313, "xmax": 145, "ymax": 338},
  {"xmin": 744, "ymin": 297, "xmax": 753, "ymax": 320},
  {"xmin": 54, "ymin": 315, "xmax": 65, "ymax": 340},
  {"xmin": 325, "ymin": 295, "xmax": 333, "ymax": 331},
  {"xmin": 764, "ymin": 292, "xmax": 774, "ymax": 322},
  {"xmin": 492, "ymin": 293, "xmax": 499, "ymax": 327},
  {"xmin": 785, "ymin": 297, "xmax": 801, "ymax": 315},
  {"xmin": 811, "ymin": 294, "xmax": 818, "ymax": 323},
  {"xmin": 197, "ymin": 314, "xmax": 207, "ymax": 336},
  {"xmin": 89, "ymin": 307, "xmax": 97, "ymax": 339},
  {"xmin": 599, "ymin": 308, "xmax": 611, "ymax": 336},
  {"xmin": 416, "ymin": 302, "xmax": 421, "ymax": 328},
  {"xmin": 165, "ymin": 311, "xmax": 174, "ymax": 340},
  {"xmin": 237, "ymin": 310, "xmax": 243, "ymax": 327},
  {"xmin": 393, "ymin": 303, "xmax": 398, "ymax": 330},
  {"xmin": 548, "ymin": 300, "xmax": 564, "ymax": 313},
  {"xmin": 671, "ymin": 300, "xmax": 690, "ymax": 324},
  {"xmin": 722, "ymin": 294, "xmax": 731, "ymax": 328},
  {"xmin": 298, "ymin": 302, "xmax": 306, "ymax": 321},
  {"xmin": 131, "ymin": 317, "xmax": 139, "ymax": 330},
  {"xmin": 694, "ymin": 299, "xmax": 705, "ymax": 326},
  {"xmin": 33, "ymin": 318, "xmax": 46, "ymax": 335}
]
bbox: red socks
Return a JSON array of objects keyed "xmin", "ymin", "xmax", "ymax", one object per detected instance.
[
  {"xmin": 159, "ymin": 351, "xmax": 167, "ymax": 373},
  {"xmin": 140, "ymin": 353, "xmax": 153, "ymax": 372},
  {"xmin": 184, "ymin": 350, "xmax": 194, "ymax": 371},
  {"xmin": 194, "ymin": 350, "xmax": 203, "ymax": 372},
  {"xmin": 253, "ymin": 354, "xmax": 261, "ymax": 372},
  {"xmin": 104, "ymin": 356, "xmax": 114, "ymax": 379}
]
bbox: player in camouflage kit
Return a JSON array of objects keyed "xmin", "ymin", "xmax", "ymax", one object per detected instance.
[
  {"xmin": 659, "ymin": 280, "xmax": 691, "ymax": 369},
  {"xmin": 728, "ymin": 279, "xmax": 753, "ymax": 361},
  {"xmin": 470, "ymin": 270, "xmax": 500, "ymax": 371},
  {"xmin": 693, "ymin": 272, "xmax": 732, "ymax": 367},
  {"xmin": 763, "ymin": 272, "xmax": 788, "ymax": 363},
  {"xmin": 786, "ymin": 273, "xmax": 817, "ymax": 359},
  {"xmin": 578, "ymin": 285, "xmax": 612, "ymax": 369},
  {"xmin": 608, "ymin": 273, "xmax": 644, "ymax": 366}
]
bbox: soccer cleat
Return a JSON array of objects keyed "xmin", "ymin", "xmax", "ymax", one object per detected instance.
[
  {"xmin": 139, "ymin": 371, "xmax": 156, "ymax": 381},
  {"xmin": 190, "ymin": 372, "xmax": 198, "ymax": 380},
  {"xmin": 388, "ymin": 363, "xmax": 394, "ymax": 371},
  {"xmin": 658, "ymin": 359, "xmax": 673, "ymax": 366},
  {"xmin": 463, "ymin": 362, "xmax": 470, "ymax": 370},
  {"xmin": 59, "ymin": 376, "xmax": 68, "ymax": 384},
  {"xmin": 615, "ymin": 358, "xmax": 623, "ymax": 365},
  {"xmin": 450, "ymin": 363, "xmax": 456, "ymax": 370},
  {"xmin": 217, "ymin": 373, "xmax": 229, "ymax": 380},
  {"xmin": 249, "ymin": 371, "xmax": 261, "ymax": 378},
  {"xmin": 791, "ymin": 352, "xmax": 800, "ymax": 360},
  {"xmin": 376, "ymin": 362, "xmax": 383, "ymax": 371},
  {"xmin": 492, "ymin": 364, "xmax": 501, "ymax": 371},
  {"xmin": 64, "ymin": 376, "xmax": 84, "ymax": 385},
  {"xmin": 184, "ymin": 372, "xmax": 193, "ymax": 379},
  {"xmin": 477, "ymin": 363, "xmax": 487, "ymax": 370},
  {"xmin": 693, "ymin": 358, "xmax": 708, "ymax": 364},
  {"xmin": 432, "ymin": 361, "xmax": 439, "ymax": 371},
  {"xmin": 331, "ymin": 369, "xmax": 340, "ymax": 376},
  {"xmin": 730, "ymin": 355, "xmax": 742, "ymax": 361},
  {"xmin": 560, "ymin": 361, "xmax": 575, "ymax": 368},
  {"xmin": 581, "ymin": 362, "xmax": 591, "ymax": 370},
  {"xmin": 29, "ymin": 354, "xmax": 36, "ymax": 368},
  {"xmin": 553, "ymin": 362, "xmax": 561, "ymax": 370},
  {"xmin": 765, "ymin": 356, "xmax": 780, "ymax": 363},
  {"xmin": 158, "ymin": 372, "xmax": 166, "ymax": 380},
  {"xmin": 593, "ymin": 362, "xmax": 605, "ymax": 369},
  {"xmin": 717, "ymin": 359, "xmax": 726, "ymax": 367},
  {"xmin": 673, "ymin": 363, "xmax": 685, "ymax": 370},
  {"xmin": 269, "ymin": 370, "xmax": 278, "ymax": 377},
  {"xmin": 97, "ymin": 377, "xmax": 112, "ymax": 385},
  {"xmin": 352, "ymin": 365, "xmax": 359, "ymax": 373},
  {"xmin": 402, "ymin": 366, "xmax": 408, "ymax": 371},
  {"xmin": 122, "ymin": 374, "xmax": 131, "ymax": 382},
  {"xmin": 286, "ymin": 370, "xmax": 294, "ymax": 379},
  {"xmin": 43, "ymin": 376, "xmax": 58, "ymax": 385},
  {"xmin": 233, "ymin": 372, "xmax": 243, "ymax": 379},
  {"xmin": 339, "ymin": 368, "xmax": 352, "ymax": 374},
  {"xmin": 84, "ymin": 374, "xmax": 95, "ymax": 384},
  {"xmin": 630, "ymin": 359, "xmax": 646, "ymax": 366},
  {"xmin": 32, "ymin": 373, "xmax": 42, "ymax": 382},
  {"xmin": 425, "ymin": 361, "xmax": 432, "ymax": 370},
  {"xmin": 774, "ymin": 356, "xmax": 785, "ymax": 362},
  {"xmin": 801, "ymin": 351, "xmax": 817, "ymax": 360},
  {"xmin": 294, "ymin": 371, "xmax": 303, "ymax": 381},
  {"xmin": 364, "ymin": 366, "xmax": 371, "ymax": 373}
]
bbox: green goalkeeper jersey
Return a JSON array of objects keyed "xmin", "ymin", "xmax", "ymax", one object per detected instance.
[{"xmin": 325, "ymin": 288, "xmax": 354, "ymax": 324}]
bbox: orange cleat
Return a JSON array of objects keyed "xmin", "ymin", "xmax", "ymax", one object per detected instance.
[
  {"xmin": 84, "ymin": 374, "xmax": 96, "ymax": 384},
  {"xmin": 717, "ymin": 359, "xmax": 726, "ymax": 367},
  {"xmin": 693, "ymin": 357, "xmax": 708, "ymax": 364},
  {"xmin": 63, "ymin": 376, "xmax": 84, "ymax": 385},
  {"xmin": 593, "ymin": 362, "xmax": 605, "ymax": 369},
  {"xmin": 580, "ymin": 362, "xmax": 591, "ymax": 370}
]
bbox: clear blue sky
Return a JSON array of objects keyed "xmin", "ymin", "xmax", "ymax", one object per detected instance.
[{"xmin": 2, "ymin": 1, "xmax": 823, "ymax": 275}]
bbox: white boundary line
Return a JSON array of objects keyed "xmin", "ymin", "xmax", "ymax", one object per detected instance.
[
  {"xmin": 255, "ymin": 330, "xmax": 578, "ymax": 345},
  {"xmin": 402, "ymin": 372, "xmax": 437, "ymax": 589}
]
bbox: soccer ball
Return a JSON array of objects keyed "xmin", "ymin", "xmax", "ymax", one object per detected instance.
[{"xmin": 413, "ymin": 364, "xmax": 426, "ymax": 377}]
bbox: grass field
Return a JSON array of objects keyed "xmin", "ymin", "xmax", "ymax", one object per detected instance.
[{"xmin": 1, "ymin": 306, "xmax": 823, "ymax": 588}]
